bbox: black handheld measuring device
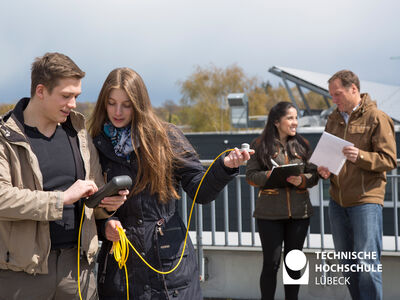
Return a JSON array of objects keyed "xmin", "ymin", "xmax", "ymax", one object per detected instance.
[{"xmin": 84, "ymin": 175, "xmax": 132, "ymax": 208}]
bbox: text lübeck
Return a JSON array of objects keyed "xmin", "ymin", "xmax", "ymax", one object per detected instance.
[{"xmin": 315, "ymin": 276, "xmax": 350, "ymax": 285}]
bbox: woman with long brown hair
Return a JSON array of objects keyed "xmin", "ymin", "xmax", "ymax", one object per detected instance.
[{"xmin": 88, "ymin": 67, "xmax": 251, "ymax": 300}]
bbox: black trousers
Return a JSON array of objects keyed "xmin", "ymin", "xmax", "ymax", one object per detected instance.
[{"xmin": 257, "ymin": 218, "xmax": 310, "ymax": 300}]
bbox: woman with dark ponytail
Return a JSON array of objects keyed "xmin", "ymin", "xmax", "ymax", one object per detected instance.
[{"xmin": 246, "ymin": 101, "xmax": 318, "ymax": 300}]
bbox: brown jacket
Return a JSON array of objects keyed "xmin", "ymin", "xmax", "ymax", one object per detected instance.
[
  {"xmin": 0, "ymin": 98, "xmax": 108, "ymax": 274},
  {"xmin": 325, "ymin": 93, "xmax": 397, "ymax": 207},
  {"xmin": 246, "ymin": 139, "xmax": 319, "ymax": 220}
]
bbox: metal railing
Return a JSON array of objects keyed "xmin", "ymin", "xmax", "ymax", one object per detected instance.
[{"xmin": 179, "ymin": 167, "xmax": 400, "ymax": 280}]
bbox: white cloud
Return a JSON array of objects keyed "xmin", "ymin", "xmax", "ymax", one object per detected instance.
[{"xmin": 1, "ymin": 0, "xmax": 400, "ymax": 105}]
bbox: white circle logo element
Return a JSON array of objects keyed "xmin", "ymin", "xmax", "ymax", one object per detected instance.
[{"xmin": 285, "ymin": 250, "xmax": 307, "ymax": 271}]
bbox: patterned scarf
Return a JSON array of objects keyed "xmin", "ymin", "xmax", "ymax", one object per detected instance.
[{"xmin": 103, "ymin": 122, "xmax": 135, "ymax": 160}]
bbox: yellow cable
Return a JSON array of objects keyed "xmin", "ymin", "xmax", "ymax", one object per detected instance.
[
  {"xmin": 113, "ymin": 230, "xmax": 130, "ymax": 299},
  {"xmin": 77, "ymin": 148, "xmax": 234, "ymax": 299},
  {"xmin": 77, "ymin": 203, "xmax": 85, "ymax": 300}
]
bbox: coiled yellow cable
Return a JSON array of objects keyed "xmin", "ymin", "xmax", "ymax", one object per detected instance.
[
  {"xmin": 77, "ymin": 202, "xmax": 85, "ymax": 300},
  {"xmin": 78, "ymin": 148, "xmax": 234, "ymax": 300}
]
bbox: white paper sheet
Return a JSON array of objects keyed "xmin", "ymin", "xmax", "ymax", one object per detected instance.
[{"xmin": 309, "ymin": 131, "xmax": 354, "ymax": 175}]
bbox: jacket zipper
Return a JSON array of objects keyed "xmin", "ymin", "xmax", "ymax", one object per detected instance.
[
  {"xmin": 361, "ymin": 171, "xmax": 366, "ymax": 194},
  {"xmin": 284, "ymin": 150, "xmax": 292, "ymax": 217},
  {"xmin": 337, "ymin": 119, "xmax": 350, "ymax": 206}
]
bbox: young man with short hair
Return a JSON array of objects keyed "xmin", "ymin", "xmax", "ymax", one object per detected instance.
[{"xmin": 0, "ymin": 52, "xmax": 127, "ymax": 300}]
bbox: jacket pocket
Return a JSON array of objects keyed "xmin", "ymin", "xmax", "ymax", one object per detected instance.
[
  {"xmin": 347, "ymin": 124, "xmax": 371, "ymax": 149},
  {"xmin": 0, "ymin": 221, "xmax": 11, "ymax": 266},
  {"xmin": 361, "ymin": 169, "xmax": 386, "ymax": 195},
  {"xmin": 254, "ymin": 192, "xmax": 288, "ymax": 219},
  {"xmin": 289, "ymin": 190, "xmax": 312, "ymax": 218},
  {"xmin": 155, "ymin": 215, "xmax": 193, "ymax": 290},
  {"xmin": 97, "ymin": 242, "xmax": 126, "ymax": 297},
  {"xmin": 7, "ymin": 221, "xmax": 40, "ymax": 269},
  {"xmin": 295, "ymin": 189, "xmax": 308, "ymax": 194},
  {"xmin": 348, "ymin": 124, "xmax": 371, "ymax": 134},
  {"xmin": 260, "ymin": 188, "xmax": 279, "ymax": 195}
]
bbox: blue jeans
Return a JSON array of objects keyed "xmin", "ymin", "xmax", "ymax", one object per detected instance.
[{"xmin": 329, "ymin": 200, "xmax": 383, "ymax": 300}]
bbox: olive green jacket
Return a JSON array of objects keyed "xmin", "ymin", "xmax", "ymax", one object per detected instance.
[
  {"xmin": 246, "ymin": 140, "xmax": 318, "ymax": 220},
  {"xmin": 325, "ymin": 93, "xmax": 397, "ymax": 207}
]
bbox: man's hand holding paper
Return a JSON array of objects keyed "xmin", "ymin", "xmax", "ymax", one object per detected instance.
[
  {"xmin": 317, "ymin": 166, "xmax": 331, "ymax": 179},
  {"xmin": 310, "ymin": 131, "xmax": 354, "ymax": 176},
  {"xmin": 342, "ymin": 145, "xmax": 360, "ymax": 163}
]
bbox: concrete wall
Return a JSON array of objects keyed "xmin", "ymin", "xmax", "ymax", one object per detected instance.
[{"xmin": 200, "ymin": 247, "xmax": 400, "ymax": 300}]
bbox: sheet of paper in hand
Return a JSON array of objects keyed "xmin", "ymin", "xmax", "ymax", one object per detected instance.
[{"xmin": 309, "ymin": 131, "xmax": 354, "ymax": 175}]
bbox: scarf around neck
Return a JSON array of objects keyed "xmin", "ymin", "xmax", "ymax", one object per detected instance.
[{"xmin": 103, "ymin": 122, "xmax": 135, "ymax": 159}]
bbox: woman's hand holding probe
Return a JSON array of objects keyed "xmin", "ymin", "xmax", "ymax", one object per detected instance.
[{"xmin": 224, "ymin": 147, "xmax": 254, "ymax": 168}]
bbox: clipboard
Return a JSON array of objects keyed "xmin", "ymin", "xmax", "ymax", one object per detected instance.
[{"xmin": 264, "ymin": 163, "xmax": 304, "ymax": 188}]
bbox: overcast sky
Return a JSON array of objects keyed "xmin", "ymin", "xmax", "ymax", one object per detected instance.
[{"xmin": 1, "ymin": 0, "xmax": 399, "ymax": 106}]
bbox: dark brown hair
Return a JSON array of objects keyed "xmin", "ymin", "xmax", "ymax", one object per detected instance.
[
  {"xmin": 328, "ymin": 70, "xmax": 360, "ymax": 91},
  {"xmin": 253, "ymin": 101, "xmax": 310, "ymax": 168},
  {"xmin": 31, "ymin": 52, "xmax": 85, "ymax": 97}
]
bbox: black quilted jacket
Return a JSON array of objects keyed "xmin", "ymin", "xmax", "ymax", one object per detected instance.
[{"xmin": 94, "ymin": 124, "xmax": 238, "ymax": 300}]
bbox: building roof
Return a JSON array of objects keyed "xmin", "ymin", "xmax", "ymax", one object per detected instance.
[{"xmin": 269, "ymin": 66, "xmax": 400, "ymax": 122}]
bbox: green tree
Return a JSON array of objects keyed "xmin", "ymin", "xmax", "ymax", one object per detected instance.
[
  {"xmin": 177, "ymin": 64, "xmax": 268, "ymax": 132},
  {"xmin": 0, "ymin": 104, "xmax": 15, "ymax": 115},
  {"xmin": 154, "ymin": 99, "xmax": 181, "ymax": 124},
  {"xmin": 75, "ymin": 102, "xmax": 95, "ymax": 118},
  {"xmin": 304, "ymin": 90, "xmax": 332, "ymax": 109},
  {"xmin": 157, "ymin": 65, "xmax": 334, "ymax": 132}
]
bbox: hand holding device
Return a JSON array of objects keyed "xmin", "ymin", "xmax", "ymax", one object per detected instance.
[
  {"xmin": 84, "ymin": 175, "xmax": 132, "ymax": 208},
  {"xmin": 240, "ymin": 143, "xmax": 255, "ymax": 154},
  {"xmin": 64, "ymin": 180, "xmax": 98, "ymax": 205},
  {"xmin": 224, "ymin": 144, "xmax": 254, "ymax": 168}
]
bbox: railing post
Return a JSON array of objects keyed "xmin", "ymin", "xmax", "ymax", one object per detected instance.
[
  {"xmin": 181, "ymin": 190, "xmax": 187, "ymax": 228},
  {"xmin": 236, "ymin": 176, "xmax": 242, "ymax": 246},
  {"xmin": 196, "ymin": 204, "xmax": 205, "ymax": 281},
  {"xmin": 392, "ymin": 169, "xmax": 399, "ymax": 251},
  {"xmin": 319, "ymin": 180, "xmax": 325, "ymax": 250},
  {"xmin": 211, "ymin": 201, "xmax": 216, "ymax": 245},
  {"xmin": 223, "ymin": 186, "xmax": 229, "ymax": 246},
  {"xmin": 250, "ymin": 185, "xmax": 256, "ymax": 246},
  {"xmin": 319, "ymin": 180, "xmax": 327, "ymax": 281}
]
